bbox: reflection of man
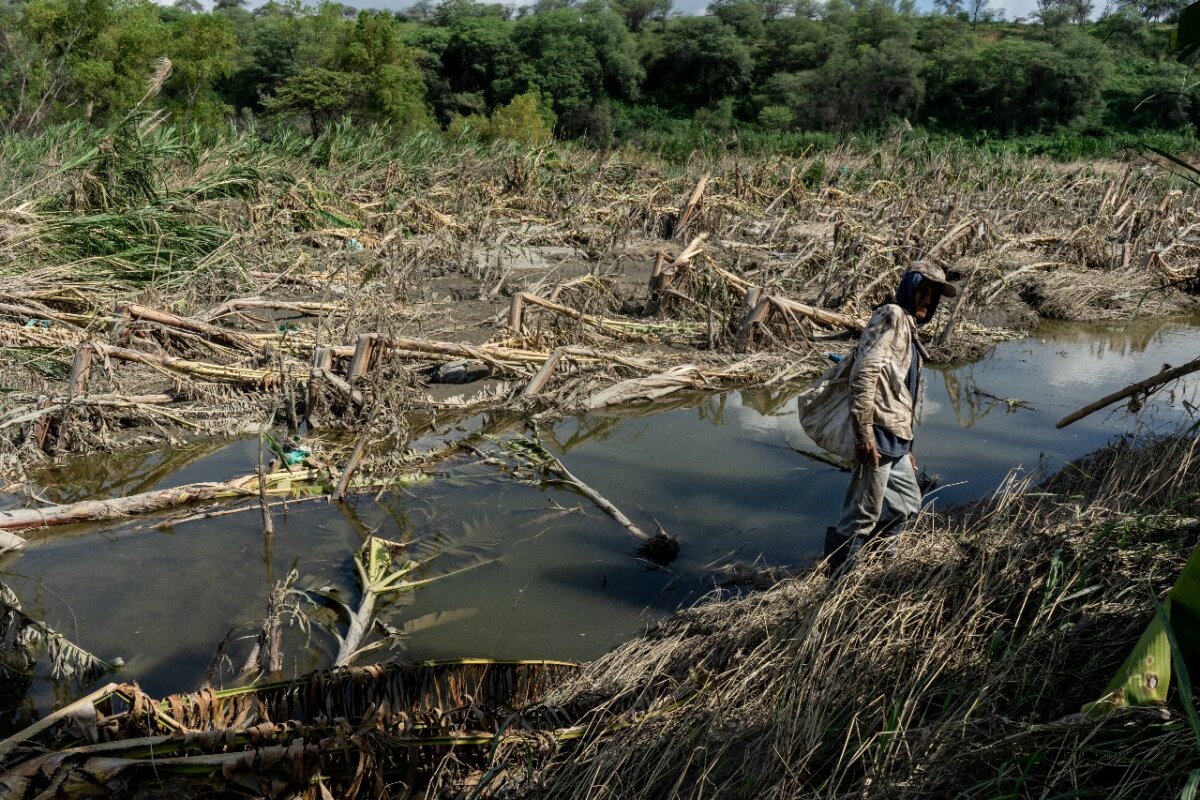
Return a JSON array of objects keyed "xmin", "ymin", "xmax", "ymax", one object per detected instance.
[{"xmin": 824, "ymin": 262, "xmax": 957, "ymax": 572}]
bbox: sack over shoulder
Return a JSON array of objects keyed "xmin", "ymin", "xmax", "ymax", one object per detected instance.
[{"xmin": 797, "ymin": 353, "xmax": 856, "ymax": 460}]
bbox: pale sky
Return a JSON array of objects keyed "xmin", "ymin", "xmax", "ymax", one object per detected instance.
[{"xmin": 249, "ymin": 0, "xmax": 1044, "ymax": 22}]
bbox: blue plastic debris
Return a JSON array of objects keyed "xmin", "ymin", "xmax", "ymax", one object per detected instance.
[{"xmin": 826, "ymin": 353, "xmax": 844, "ymax": 364}]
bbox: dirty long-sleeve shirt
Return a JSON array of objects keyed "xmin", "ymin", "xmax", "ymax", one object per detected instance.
[{"xmin": 849, "ymin": 304, "xmax": 921, "ymax": 446}]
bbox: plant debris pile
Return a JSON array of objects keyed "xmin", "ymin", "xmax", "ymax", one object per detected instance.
[{"xmin": 0, "ymin": 126, "xmax": 1196, "ymax": 482}]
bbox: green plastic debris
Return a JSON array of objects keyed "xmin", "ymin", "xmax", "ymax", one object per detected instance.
[
  {"xmin": 277, "ymin": 323, "xmax": 301, "ymax": 335},
  {"xmin": 345, "ymin": 238, "xmax": 364, "ymax": 252},
  {"xmin": 23, "ymin": 319, "xmax": 51, "ymax": 329},
  {"xmin": 283, "ymin": 447, "xmax": 312, "ymax": 466}
]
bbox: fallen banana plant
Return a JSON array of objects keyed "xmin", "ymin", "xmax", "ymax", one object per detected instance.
[
  {"xmin": 307, "ymin": 536, "xmax": 494, "ymax": 667},
  {"xmin": 0, "ymin": 582, "xmax": 114, "ymax": 686},
  {"xmin": 0, "ymin": 658, "xmax": 578, "ymax": 797},
  {"xmin": 1085, "ymin": 534, "xmax": 1200, "ymax": 714},
  {"xmin": 0, "ymin": 468, "xmax": 426, "ymax": 533}
]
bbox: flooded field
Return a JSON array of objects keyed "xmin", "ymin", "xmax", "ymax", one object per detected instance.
[{"xmin": 2, "ymin": 315, "xmax": 1198, "ymax": 729}]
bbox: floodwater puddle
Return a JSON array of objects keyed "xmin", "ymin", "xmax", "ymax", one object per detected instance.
[{"xmin": 3, "ymin": 314, "xmax": 1198, "ymax": 729}]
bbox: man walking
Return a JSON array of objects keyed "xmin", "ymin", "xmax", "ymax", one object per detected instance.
[{"xmin": 823, "ymin": 262, "xmax": 957, "ymax": 571}]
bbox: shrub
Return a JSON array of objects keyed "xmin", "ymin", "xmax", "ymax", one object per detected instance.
[{"xmin": 487, "ymin": 91, "xmax": 555, "ymax": 145}]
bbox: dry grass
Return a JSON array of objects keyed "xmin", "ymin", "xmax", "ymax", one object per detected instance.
[{"xmin": 482, "ymin": 433, "xmax": 1200, "ymax": 799}]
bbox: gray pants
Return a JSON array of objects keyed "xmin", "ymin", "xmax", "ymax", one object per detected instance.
[{"xmin": 825, "ymin": 454, "xmax": 922, "ymax": 569}]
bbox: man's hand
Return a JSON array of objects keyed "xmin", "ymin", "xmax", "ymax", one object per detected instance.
[
  {"xmin": 909, "ymin": 452, "xmax": 918, "ymax": 472},
  {"xmin": 855, "ymin": 439, "xmax": 880, "ymax": 469}
]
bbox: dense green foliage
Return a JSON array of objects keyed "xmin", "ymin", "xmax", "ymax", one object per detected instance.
[{"xmin": 0, "ymin": 0, "xmax": 1196, "ymax": 152}]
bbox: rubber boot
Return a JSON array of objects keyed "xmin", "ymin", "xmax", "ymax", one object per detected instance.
[{"xmin": 823, "ymin": 526, "xmax": 852, "ymax": 575}]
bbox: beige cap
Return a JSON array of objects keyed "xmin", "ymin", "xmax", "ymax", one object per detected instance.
[{"xmin": 909, "ymin": 261, "xmax": 958, "ymax": 297}]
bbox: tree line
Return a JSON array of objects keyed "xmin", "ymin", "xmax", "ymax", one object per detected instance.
[{"xmin": 0, "ymin": 0, "xmax": 1195, "ymax": 146}]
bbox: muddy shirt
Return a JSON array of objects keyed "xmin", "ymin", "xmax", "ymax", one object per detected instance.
[
  {"xmin": 874, "ymin": 342, "xmax": 920, "ymax": 457},
  {"xmin": 850, "ymin": 303, "xmax": 921, "ymax": 446}
]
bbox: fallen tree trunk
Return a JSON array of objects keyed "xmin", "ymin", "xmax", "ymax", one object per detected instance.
[{"xmin": 1056, "ymin": 355, "xmax": 1200, "ymax": 429}]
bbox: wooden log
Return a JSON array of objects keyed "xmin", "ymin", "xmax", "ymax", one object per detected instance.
[
  {"xmin": 1056, "ymin": 355, "xmax": 1200, "ymax": 429},
  {"xmin": 521, "ymin": 348, "xmax": 565, "ymax": 397},
  {"xmin": 116, "ymin": 302, "xmax": 258, "ymax": 353}
]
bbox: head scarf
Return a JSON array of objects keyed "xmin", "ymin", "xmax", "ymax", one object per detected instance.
[{"xmin": 895, "ymin": 270, "xmax": 940, "ymax": 326}]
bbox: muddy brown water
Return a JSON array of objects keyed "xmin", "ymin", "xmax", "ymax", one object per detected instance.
[{"xmin": 3, "ymin": 315, "xmax": 1199, "ymax": 731}]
